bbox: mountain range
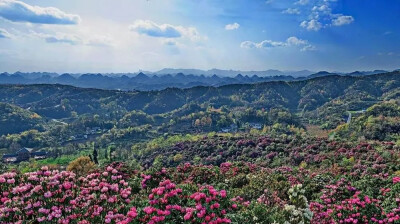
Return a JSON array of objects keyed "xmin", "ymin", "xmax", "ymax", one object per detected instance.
[{"xmin": 0, "ymin": 69, "xmax": 395, "ymax": 91}]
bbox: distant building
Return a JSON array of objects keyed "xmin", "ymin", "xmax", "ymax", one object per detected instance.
[
  {"xmin": 249, "ymin": 123, "xmax": 263, "ymax": 130},
  {"xmin": 86, "ymin": 127, "xmax": 102, "ymax": 135},
  {"xmin": 221, "ymin": 124, "xmax": 238, "ymax": 133},
  {"xmin": 31, "ymin": 151, "xmax": 48, "ymax": 160},
  {"xmin": 221, "ymin": 128, "xmax": 230, "ymax": 133},
  {"xmin": 2, "ymin": 154, "xmax": 17, "ymax": 163},
  {"xmin": 18, "ymin": 147, "xmax": 32, "ymax": 161},
  {"xmin": 2, "ymin": 148, "xmax": 48, "ymax": 163}
]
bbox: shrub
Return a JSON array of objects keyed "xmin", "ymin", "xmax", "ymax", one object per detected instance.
[{"xmin": 66, "ymin": 156, "xmax": 96, "ymax": 176}]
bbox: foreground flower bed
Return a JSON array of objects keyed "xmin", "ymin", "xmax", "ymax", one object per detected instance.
[
  {"xmin": 0, "ymin": 163, "xmax": 240, "ymax": 224},
  {"xmin": 1, "ymin": 144, "xmax": 400, "ymax": 223}
]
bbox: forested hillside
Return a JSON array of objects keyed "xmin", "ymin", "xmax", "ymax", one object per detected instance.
[
  {"xmin": 0, "ymin": 71, "xmax": 398, "ymax": 118},
  {"xmin": 0, "ymin": 102, "xmax": 44, "ymax": 135},
  {"xmin": 1, "ymin": 72, "xmax": 400, "ymax": 224},
  {"xmin": 0, "ymin": 72, "xmax": 398, "ymax": 146}
]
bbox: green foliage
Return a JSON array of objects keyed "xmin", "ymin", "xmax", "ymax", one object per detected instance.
[
  {"xmin": 336, "ymin": 100, "xmax": 400, "ymax": 141},
  {"xmin": 284, "ymin": 184, "xmax": 313, "ymax": 224},
  {"xmin": 0, "ymin": 102, "xmax": 44, "ymax": 135}
]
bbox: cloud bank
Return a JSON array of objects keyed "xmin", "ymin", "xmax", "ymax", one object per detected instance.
[
  {"xmin": 0, "ymin": 28, "xmax": 11, "ymax": 38},
  {"xmin": 0, "ymin": 0, "xmax": 81, "ymax": 24},
  {"xmin": 129, "ymin": 20, "xmax": 204, "ymax": 42},
  {"xmin": 241, "ymin": 36, "xmax": 315, "ymax": 51},
  {"xmin": 129, "ymin": 20, "xmax": 181, "ymax": 38},
  {"xmin": 299, "ymin": 0, "xmax": 354, "ymax": 31},
  {"xmin": 225, "ymin": 23, "xmax": 240, "ymax": 30},
  {"xmin": 332, "ymin": 15, "xmax": 355, "ymax": 26},
  {"xmin": 282, "ymin": 8, "xmax": 300, "ymax": 15},
  {"xmin": 31, "ymin": 31, "xmax": 113, "ymax": 47}
]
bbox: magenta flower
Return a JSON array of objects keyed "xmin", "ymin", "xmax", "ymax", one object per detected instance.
[{"xmin": 44, "ymin": 191, "xmax": 52, "ymax": 198}]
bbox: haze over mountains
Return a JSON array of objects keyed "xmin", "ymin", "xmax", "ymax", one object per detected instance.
[
  {"xmin": 151, "ymin": 68, "xmax": 315, "ymax": 77},
  {"xmin": 0, "ymin": 69, "xmax": 395, "ymax": 91}
]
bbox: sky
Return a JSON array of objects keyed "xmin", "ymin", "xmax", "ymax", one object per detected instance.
[{"xmin": 0, "ymin": 0, "xmax": 399, "ymax": 73}]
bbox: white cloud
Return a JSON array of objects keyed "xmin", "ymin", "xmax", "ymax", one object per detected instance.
[
  {"xmin": 240, "ymin": 41, "xmax": 257, "ymax": 49},
  {"xmin": 312, "ymin": 4, "xmax": 331, "ymax": 13},
  {"xmin": 129, "ymin": 20, "xmax": 181, "ymax": 38},
  {"xmin": 32, "ymin": 32, "xmax": 81, "ymax": 45},
  {"xmin": 300, "ymin": 19, "xmax": 322, "ymax": 31},
  {"xmin": 287, "ymin": 36, "xmax": 307, "ymax": 45},
  {"xmin": 265, "ymin": 0, "xmax": 274, "ymax": 4},
  {"xmin": 300, "ymin": 0, "xmax": 354, "ymax": 31},
  {"xmin": 258, "ymin": 40, "xmax": 287, "ymax": 48},
  {"xmin": 181, "ymin": 27, "xmax": 206, "ymax": 41},
  {"xmin": 129, "ymin": 20, "xmax": 205, "ymax": 42},
  {"xmin": 332, "ymin": 15, "xmax": 354, "ymax": 26},
  {"xmin": 241, "ymin": 36, "xmax": 315, "ymax": 51},
  {"xmin": 0, "ymin": 28, "xmax": 11, "ymax": 38},
  {"xmin": 301, "ymin": 45, "xmax": 317, "ymax": 51},
  {"xmin": 0, "ymin": 0, "xmax": 81, "ymax": 24},
  {"xmin": 31, "ymin": 31, "xmax": 113, "ymax": 46},
  {"xmin": 282, "ymin": 8, "xmax": 300, "ymax": 15},
  {"xmin": 295, "ymin": 0, "xmax": 309, "ymax": 5},
  {"xmin": 225, "ymin": 22, "xmax": 240, "ymax": 30},
  {"xmin": 241, "ymin": 40, "xmax": 285, "ymax": 49}
]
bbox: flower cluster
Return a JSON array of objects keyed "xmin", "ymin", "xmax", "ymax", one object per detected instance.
[
  {"xmin": 310, "ymin": 178, "xmax": 400, "ymax": 223},
  {"xmin": 0, "ymin": 164, "xmax": 238, "ymax": 223},
  {"xmin": 1, "ymin": 135, "xmax": 400, "ymax": 224},
  {"xmin": 0, "ymin": 164, "xmax": 135, "ymax": 223}
]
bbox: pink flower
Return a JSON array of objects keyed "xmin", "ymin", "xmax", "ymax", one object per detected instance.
[
  {"xmin": 44, "ymin": 191, "xmax": 52, "ymax": 198},
  {"xmin": 220, "ymin": 190, "xmax": 227, "ymax": 198},
  {"xmin": 127, "ymin": 207, "xmax": 138, "ymax": 218},
  {"xmin": 393, "ymin": 176, "xmax": 400, "ymax": 184},
  {"xmin": 144, "ymin": 206, "xmax": 155, "ymax": 214},
  {"xmin": 6, "ymin": 178, "xmax": 15, "ymax": 184},
  {"xmin": 63, "ymin": 182, "xmax": 72, "ymax": 190},
  {"xmin": 196, "ymin": 204, "xmax": 203, "ymax": 210},
  {"xmin": 184, "ymin": 212, "xmax": 192, "ymax": 220}
]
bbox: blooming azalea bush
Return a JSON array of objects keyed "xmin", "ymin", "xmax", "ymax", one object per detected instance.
[
  {"xmin": 0, "ymin": 163, "xmax": 136, "ymax": 223},
  {"xmin": 310, "ymin": 177, "xmax": 400, "ymax": 223},
  {"xmin": 0, "ymin": 163, "xmax": 239, "ymax": 223},
  {"xmin": 1, "ymin": 136, "xmax": 400, "ymax": 223}
]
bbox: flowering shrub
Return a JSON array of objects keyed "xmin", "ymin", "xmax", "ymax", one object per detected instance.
[
  {"xmin": 310, "ymin": 177, "xmax": 400, "ymax": 223},
  {"xmin": 0, "ymin": 164, "xmax": 238, "ymax": 223},
  {"xmin": 0, "ymin": 164, "xmax": 134, "ymax": 223},
  {"xmin": 283, "ymin": 184, "xmax": 313, "ymax": 224},
  {"xmin": 1, "ymin": 136, "xmax": 400, "ymax": 223}
]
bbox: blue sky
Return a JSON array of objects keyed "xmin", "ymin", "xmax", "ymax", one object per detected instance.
[{"xmin": 0, "ymin": 0, "xmax": 399, "ymax": 73}]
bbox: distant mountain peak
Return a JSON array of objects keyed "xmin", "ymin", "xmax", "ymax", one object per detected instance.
[{"xmin": 136, "ymin": 72, "xmax": 149, "ymax": 79}]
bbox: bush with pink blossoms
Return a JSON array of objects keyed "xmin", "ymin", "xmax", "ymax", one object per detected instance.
[
  {"xmin": 0, "ymin": 163, "xmax": 239, "ymax": 224},
  {"xmin": 310, "ymin": 177, "xmax": 400, "ymax": 223},
  {"xmin": 0, "ymin": 164, "xmax": 137, "ymax": 223},
  {"xmin": 1, "ymin": 134, "xmax": 400, "ymax": 224}
]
